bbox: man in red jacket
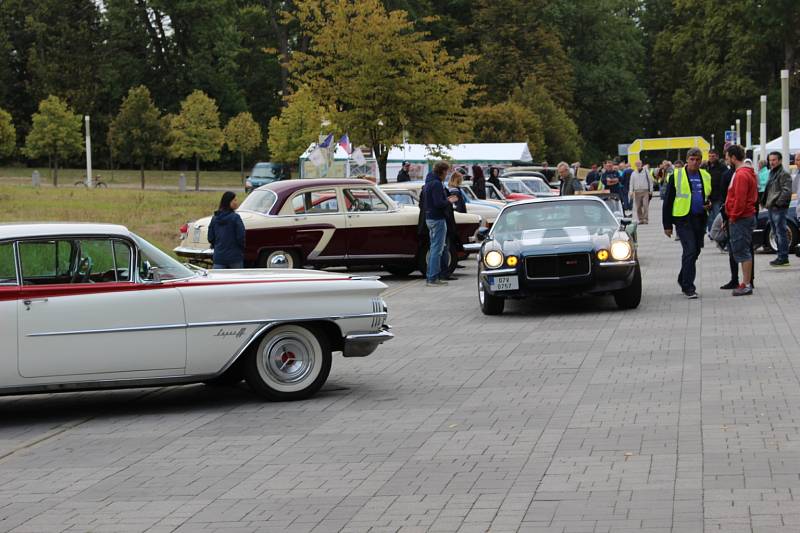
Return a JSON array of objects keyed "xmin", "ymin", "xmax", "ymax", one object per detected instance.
[{"xmin": 724, "ymin": 145, "xmax": 759, "ymax": 296}]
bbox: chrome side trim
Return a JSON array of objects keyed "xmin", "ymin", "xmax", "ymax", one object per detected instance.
[
  {"xmin": 344, "ymin": 254, "xmax": 416, "ymax": 259},
  {"xmin": 28, "ymin": 323, "xmax": 188, "ymax": 337},
  {"xmin": 25, "ymin": 312, "xmax": 387, "ymax": 338}
]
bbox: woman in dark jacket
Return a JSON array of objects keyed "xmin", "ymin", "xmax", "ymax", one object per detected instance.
[
  {"xmin": 448, "ymin": 172, "xmax": 468, "ymax": 213},
  {"xmin": 487, "ymin": 167, "xmax": 506, "ymax": 195},
  {"xmin": 471, "ymin": 164, "xmax": 486, "ymax": 199},
  {"xmin": 207, "ymin": 191, "xmax": 246, "ymax": 269}
]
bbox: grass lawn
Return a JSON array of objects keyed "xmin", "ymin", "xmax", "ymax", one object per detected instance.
[
  {"xmin": 0, "ymin": 186, "xmax": 222, "ymax": 254},
  {"xmin": 0, "ymin": 166, "xmax": 247, "ymax": 189}
]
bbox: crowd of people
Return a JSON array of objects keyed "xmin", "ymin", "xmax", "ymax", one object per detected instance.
[{"xmin": 661, "ymin": 145, "xmax": 798, "ymax": 299}]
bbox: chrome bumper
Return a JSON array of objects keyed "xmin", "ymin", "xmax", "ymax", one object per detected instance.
[
  {"xmin": 464, "ymin": 243, "xmax": 481, "ymax": 253},
  {"xmin": 343, "ymin": 326, "xmax": 394, "ymax": 357},
  {"xmin": 174, "ymin": 246, "xmax": 213, "ymax": 258}
]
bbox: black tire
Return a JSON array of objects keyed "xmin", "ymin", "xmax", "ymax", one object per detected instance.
[
  {"xmin": 417, "ymin": 242, "xmax": 458, "ymax": 277},
  {"xmin": 763, "ymin": 221, "xmax": 798, "ymax": 252},
  {"xmin": 257, "ymin": 249, "xmax": 301, "ymax": 269},
  {"xmin": 384, "ymin": 264, "xmax": 416, "ymax": 277},
  {"xmin": 478, "ymin": 278, "xmax": 505, "ymax": 315},
  {"xmin": 243, "ymin": 324, "xmax": 332, "ymax": 401},
  {"xmin": 614, "ymin": 264, "xmax": 642, "ymax": 310},
  {"xmin": 74, "ymin": 181, "xmax": 87, "ymax": 188},
  {"xmin": 96, "ymin": 181, "xmax": 107, "ymax": 189}
]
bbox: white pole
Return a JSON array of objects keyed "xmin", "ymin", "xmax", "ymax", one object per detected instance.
[
  {"xmin": 746, "ymin": 109, "xmax": 752, "ymax": 150},
  {"xmin": 760, "ymin": 95, "xmax": 767, "ymax": 166},
  {"xmin": 711, "ymin": 133, "xmax": 715, "ymax": 150},
  {"xmin": 84, "ymin": 116, "xmax": 92, "ymax": 188},
  {"xmin": 781, "ymin": 69, "xmax": 790, "ymax": 171},
  {"xmin": 736, "ymin": 119, "xmax": 741, "ymax": 146}
]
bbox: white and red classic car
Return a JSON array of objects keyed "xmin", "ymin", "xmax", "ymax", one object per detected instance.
[
  {"xmin": 175, "ymin": 178, "xmax": 482, "ymax": 277},
  {"xmin": 0, "ymin": 223, "xmax": 392, "ymax": 401}
]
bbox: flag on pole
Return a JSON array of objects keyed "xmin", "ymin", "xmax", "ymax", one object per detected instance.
[
  {"xmin": 338, "ymin": 134, "xmax": 351, "ymax": 154},
  {"xmin": 319, "ymin": 133, "xmax": 334, "ymax": 149},
  {"xmin": 309, "ymin": 147, "xmax": 326, "ymax": 167},
  {"xmin": 352, "ymin": 147, "xmax": 366, "ymax": 166}
]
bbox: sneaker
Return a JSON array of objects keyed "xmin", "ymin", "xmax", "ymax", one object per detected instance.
[
  {"xmin": 426, "ymin": 279, "xmax": 448, "ymax": 286},
  {"xmin": 732, "ymin": 284, "xmax": 753, "ymax": 296},
  {"xmin": 683, "ymin": 290, "xmax": 699, "ymax": 299},
  {"xmin": 720, "ymin": 280, "xmax": 738, "ymax": 290},
  {"xmin": 770, "ymin": 258, "xmax": 790, "ymax": 267}
]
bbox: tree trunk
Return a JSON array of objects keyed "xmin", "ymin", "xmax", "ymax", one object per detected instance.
[
  {"xmin": 140, "ymin": 162, "xmax": 145, "ymax": 190},
  {"xmin": 374, "ymin": 142, "xmax": 388, "ymax": 184},
  {"xmin": 53, "ymin": 155, "xmax": 59, "ymax": 187},
  {"xmin": 48, "ymin": 154, "xmax": 52, "ymax": 183},
  {"xmin": 266, "ymin": 0, "xmax": 291, "ymax": 99},
  {"xmin": 240, "ymin": 151, "xmax": 244, "ymax": 184},
  {"xmin": 195, "ymin": 155, "xmax": 200, "ymax": 191}
]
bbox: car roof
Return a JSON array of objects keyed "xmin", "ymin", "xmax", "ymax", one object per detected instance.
[
  {"xmin": 0, "ymin": 222, "xmax": 132, "ymax": 241},
  {"xmin": 264, "ymin": 178, "xmax": 375, "ymax": 195},
  {"xmin": 505, "ymin": 196, "xmax": 606, "ymax": 207}
]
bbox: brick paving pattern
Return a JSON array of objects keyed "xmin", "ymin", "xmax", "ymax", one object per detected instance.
[{"xmin": 1, "ymin": 198, "xmax": 799, "ymax": 532}]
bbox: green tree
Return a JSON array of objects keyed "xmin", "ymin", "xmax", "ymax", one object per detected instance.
[
  {"xmin": 169, "ymin": 90, "xmax": 224, "ymax": 191},
  {"xmin": 108, "ymin": 86, "xmax": 166, "ymax": 190},
  {"xmin": 0, "ymin": 108, "xmax": 14, "ymax": 159},
  {"xmin": 472, "ymin": 0, "xmax": 573, "ymax": 110},
  {"xmin": 267, "ymin": 87, "xmax": 332, "ymax": 167},
  {"xmin": 24, "ymin": 96, "xmax": 83, "ymax": 186},
  {"xmin": 512, "ymin": 76, "xmax": 583, "ymax": 162},
  {"xmin": 224, "ymin": 111, "xmax": 263, "ymax": 183},
  {"xmin": 289, "ymin": 0, "xmax": 475, "ymax": 183},
  {"xmin": 471, "ymin": 102, "xmax": 545, "ymax": 158}
]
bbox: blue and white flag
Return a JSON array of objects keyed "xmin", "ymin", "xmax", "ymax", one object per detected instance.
[{"xmin": 319, "ymin": 133, "xmax": 334, "ymax": 149}]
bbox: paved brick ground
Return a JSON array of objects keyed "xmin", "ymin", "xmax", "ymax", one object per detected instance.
[{"xmin": 1, "ymin": 198, "xmax": 800, "ymax": 532}]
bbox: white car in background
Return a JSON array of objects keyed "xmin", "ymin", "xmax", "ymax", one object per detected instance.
[
  {"xmin": 380, "ymin": 180, "xmax": 501, "ymax": 228},
  {"xmin": 0, "ymin": 223, "xmax": 392, "ymax": 401}
]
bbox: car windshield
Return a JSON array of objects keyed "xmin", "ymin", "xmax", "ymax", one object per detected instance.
[
  {"xmin": 251, "ymin": 165, "xmax": 276, "ymax": 179},
  {"xmin": 492, "ymin": 200, "xmax": 618, "ymax": 241},
  {"xmin": 131, "ymin": 233, "xmax": 195, "ymax": 281},
  {"xmin": 239, "ymin": 189, "xmax": 278, "ymax": 214},
  {"xmin": 502, "ymin": 180, "xmax": 533, "ymax": 194},
  {"xmin": 521, "ymin": 178, "xmax": 552, "ymax": 194}
]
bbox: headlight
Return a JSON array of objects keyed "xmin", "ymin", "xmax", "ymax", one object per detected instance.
[
  {"xmin": 245, "ymin": 179, "xmax": 253, "ymax": 188},
  {"xmin": 610, "ymin": 241, "xmax": 632, "ymax": 261},
  {"xmin": 484, "ymin": 250, "xmax": 504, "ymax": 268},
  {"xmin": 506, "ymin": 256, "xmax": 518, "ymax": 267}
]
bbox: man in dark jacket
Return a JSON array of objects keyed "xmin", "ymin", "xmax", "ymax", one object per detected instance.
[
  {"xmin": 557, "ymin": 162, "xmax": 580, "ymax": 195},
  {"xmin": 422, "ymin": 162, "xmax": 458, "ymax": 286},
  {"xmin": 396, "ymin": 161, "xmax": 411, "ymax": 182},
  {"xmin": 601, "ymin": 161, "xmax": 622, "ymax": 197},
  {"xmin": 662, "ymin": 148, "xmax": 711, "ymax": 298},
  {"xmin": 762, "ymin": 151, "xmax": 793, "ymax": 266},
  {"xmin": 705, "ymin": 149, "xmax": 727, "ymax": 233}
]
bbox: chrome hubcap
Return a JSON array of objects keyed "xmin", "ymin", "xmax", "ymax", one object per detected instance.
[{"xmin": 261, "ymin": 336, "xmax": 314, "ymax": 384}]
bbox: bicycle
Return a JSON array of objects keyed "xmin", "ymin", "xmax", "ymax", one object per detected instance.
[{"xmin": 74, "ymin": 175, "xmax": 108, "ymax": 188}]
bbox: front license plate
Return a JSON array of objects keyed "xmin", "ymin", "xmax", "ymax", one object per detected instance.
[
  {"xmin": 489, "ymin": 275, "xmax": 518, "ymax": 291},
  {"xmin": 193, "ymin": 227, "xmax": 201, "ymax": 243}
]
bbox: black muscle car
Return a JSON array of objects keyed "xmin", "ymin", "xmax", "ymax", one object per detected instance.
[{"xmin": 475, "ymin": 196, "xmax": 641, "ymax": 314}]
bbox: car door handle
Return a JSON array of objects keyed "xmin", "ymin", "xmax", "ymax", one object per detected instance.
[
  {"xmin": 23, "ymin": 298, "xmax": 48, "ymax": 310},
  {"xmin": 294, "ymin": 216, "xmax": 307, "ymax": 222}
]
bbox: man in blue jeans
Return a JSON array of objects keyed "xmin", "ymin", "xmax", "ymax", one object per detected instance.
[
  {"xmin": 762, "ymin": 151, "xmax": 793, "ymax": 266},
  {"xmin": 422, "ymin": 162, "xmax": 458, "ymax": 286}
]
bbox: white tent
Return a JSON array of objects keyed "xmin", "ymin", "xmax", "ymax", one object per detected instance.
[
  {"xmin": 299, "ymin": 142, "xmax": 533, "ymax": 180},
  {"xmin": 764, "ymin": 128, "xmax": 800, "ymax": 152}
]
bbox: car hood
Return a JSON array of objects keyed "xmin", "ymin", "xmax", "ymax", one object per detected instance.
[{"xmin": 494, "ymin": 227, "xmax": 616, "ymax": 255}]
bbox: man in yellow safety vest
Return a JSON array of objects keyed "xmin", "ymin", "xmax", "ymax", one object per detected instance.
[{"xmin": 662, "ymin": 148, "xmax": 712, "ymax": 299}]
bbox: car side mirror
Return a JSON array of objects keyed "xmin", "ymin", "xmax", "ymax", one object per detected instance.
[
  {"xmin": 147, "ymin": 266, "xmax": 162, "ymax": 283},
  {"xmin": 475, "ymin": 227, "xmax": 490, "ymax": 241}
]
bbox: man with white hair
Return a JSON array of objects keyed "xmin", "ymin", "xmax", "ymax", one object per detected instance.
[
  {"xmin": 557, "ymin": 161, "xmax": 580, "ymax": 195},
  {"xmin": 629, "ymin": 160, "xmax": 653, "ymax": 223}
]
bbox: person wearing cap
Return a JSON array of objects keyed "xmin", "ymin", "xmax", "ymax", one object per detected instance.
[{"xmin": 397, "ymin": 161, "xmax": 411, "ymax": 182}]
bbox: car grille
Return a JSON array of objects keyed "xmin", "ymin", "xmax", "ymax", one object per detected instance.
[{"xmin": 525, "ymin": 253, "xmax": 591, "ymax": 279}]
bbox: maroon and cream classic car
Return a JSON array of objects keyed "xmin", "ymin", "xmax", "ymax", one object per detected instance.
[{"xmin": 175, "ymin": 179, "xmax": 482, "ymax": 277}]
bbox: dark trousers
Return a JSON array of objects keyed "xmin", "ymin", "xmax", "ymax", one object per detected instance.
[{"xmin": 675, "ymin": 215, "xmax": 706, "ymax": 293}]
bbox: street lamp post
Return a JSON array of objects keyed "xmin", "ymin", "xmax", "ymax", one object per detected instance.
[
  {"xmin": 760, "ymin": 95, "xmax": 767, "ymax": 166},
  {"xmin": 84, "ymin": 115, "xmax": 92, "ymax": 188},
  {"xmin": 781, "ymin": 69, "xmax": 790, "ymax": 171}
]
